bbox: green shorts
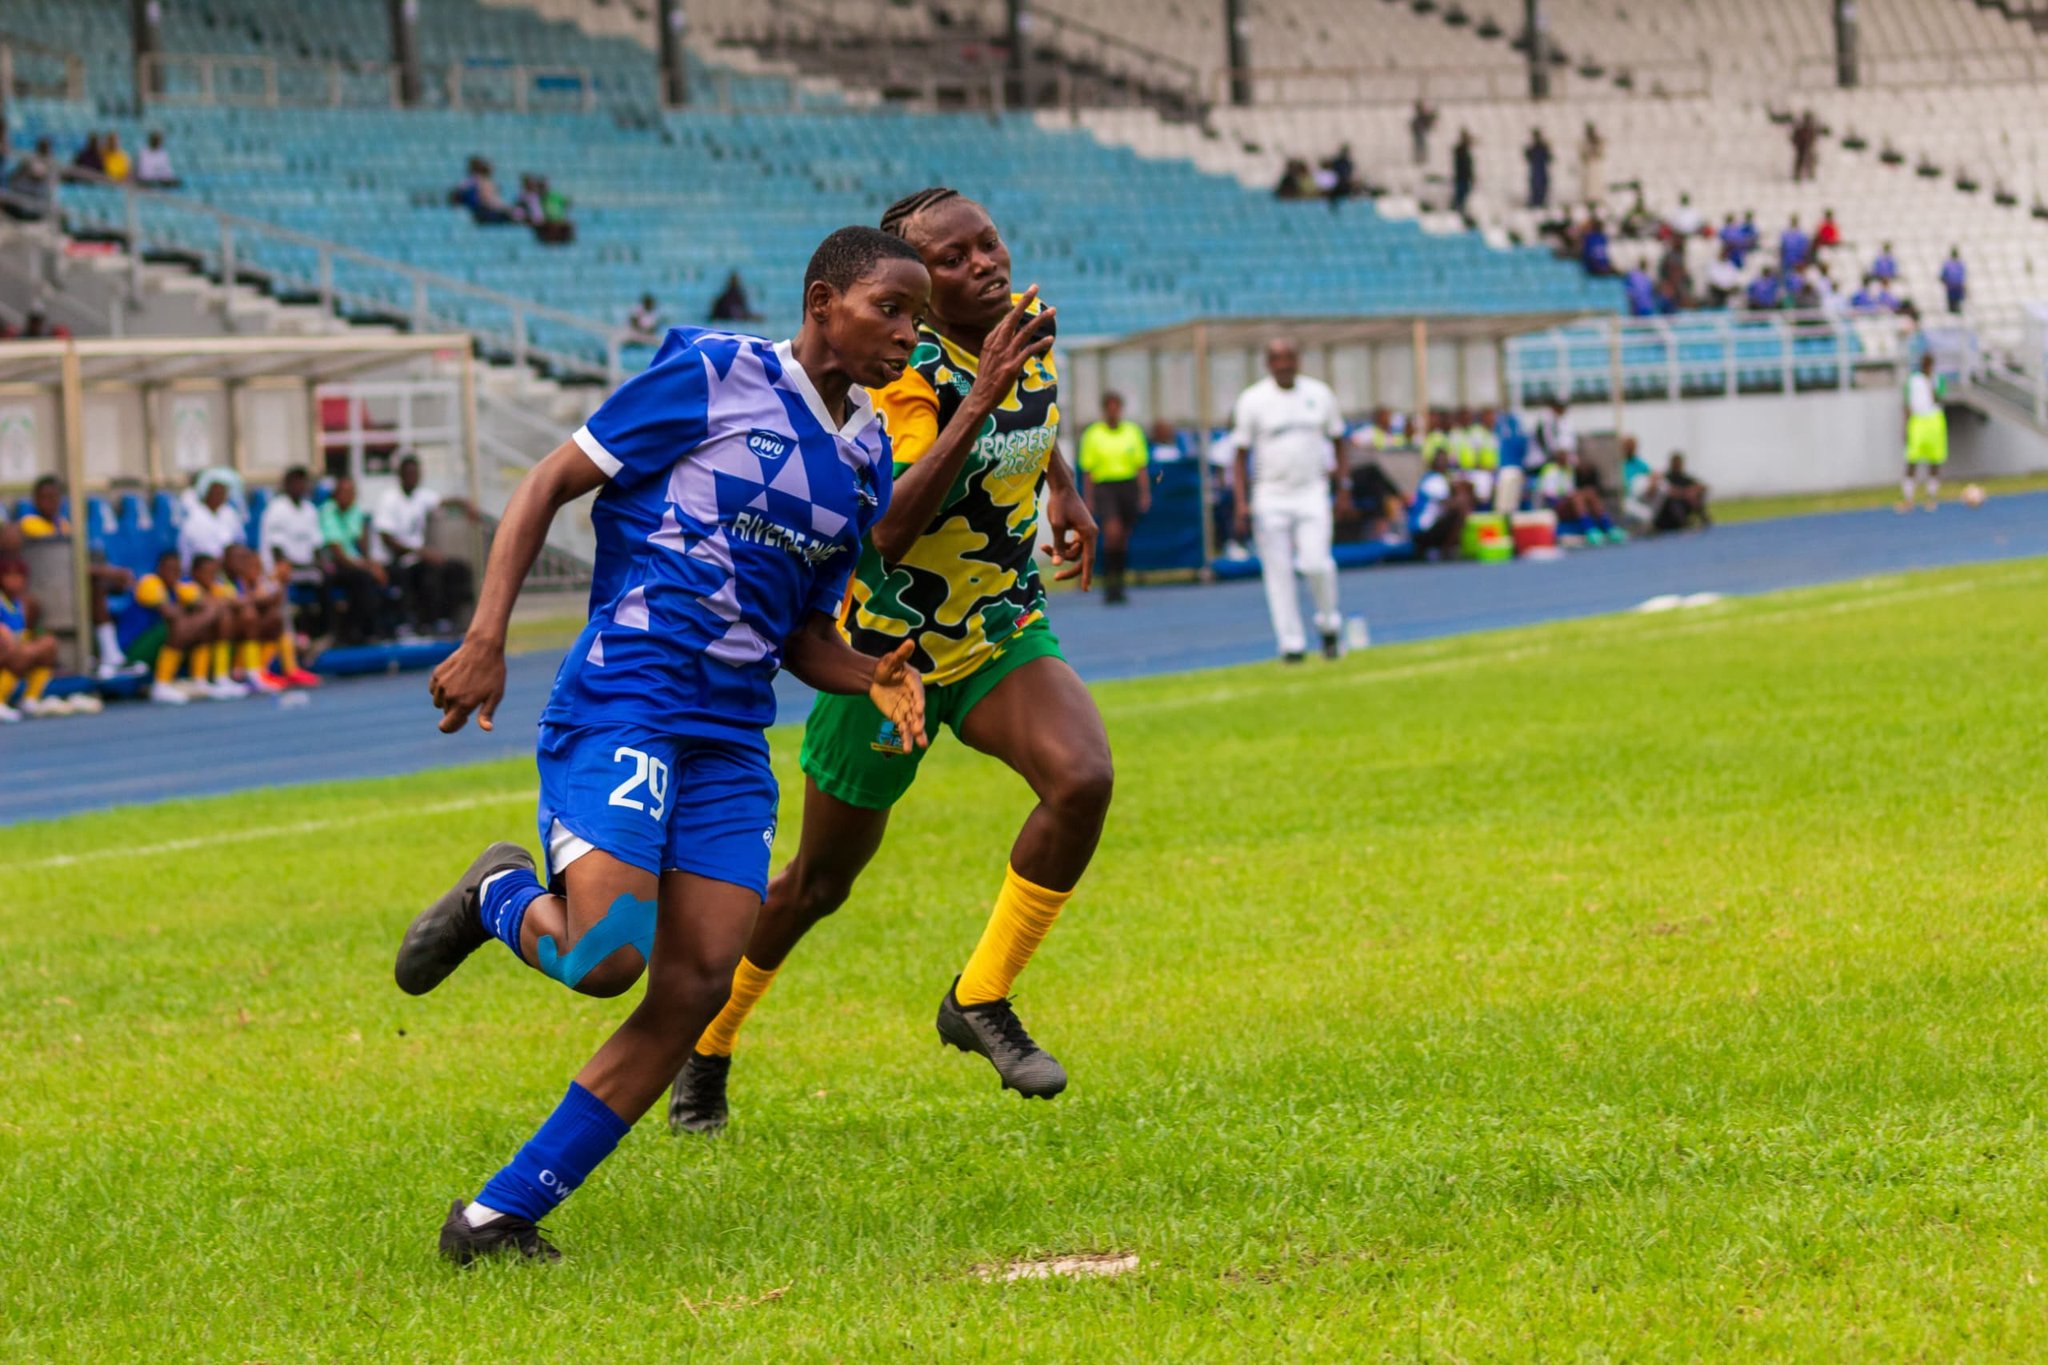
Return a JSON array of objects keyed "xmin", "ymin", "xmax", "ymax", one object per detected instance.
[
  {"xmin": 1906, "ymin": 411, "xmax": 1948, "ymax": 466},
  {"xmin": 799, "ymin": 622, "xmax": 1065, "ymax": 810},
  {"xmin": 124, "ymin": 620, "xmax": 169, "ymax": 664}
]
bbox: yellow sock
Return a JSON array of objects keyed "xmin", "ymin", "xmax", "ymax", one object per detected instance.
[
  {"xmin": 955, "ymin": 864, "xmax": 1072, "ymax": 1006},
  {"xmin": 212, "ymin": 639, "xmax": 233, "ymax": 679},
  {"xmin": 0, "ymin": 670, "xmax": 16, "ymax": 703},
  {"xmin": 155, "ymin": 647, "xmax": 184, "ymax": 686},
  {"xmin": 239, "ymin": 640, "xmax": 264, "ymax": 674},
  {"xmin": 23, "ymin": 668, "xmax": 50, "ymax": 703},
  {"xmin": 276, "ymin": 633, "xmax": 298, "ymax": 673},
  {"xmin": 694, "ymin": 956, "xmax": 779, "ymax": 1057},
  {"xmin": 187, "ymin": 645, "xmax": 210, "ymax": 682}
]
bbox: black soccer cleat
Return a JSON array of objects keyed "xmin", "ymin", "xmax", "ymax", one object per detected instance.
[
  {"xmin": 667, "ymin": 1051, "xmax": 732, "ymax": 1135},
  {"xmin": 395, "ymin": 841, "xmax": 534, "ymax": 995},
  {"xmin": 1320, "ymin": 629, "xmax": 1342, "ymax": 661},
  {"xmin": 1282, "ymin": 651, "xmax": 1306, "ymax": 665},
  {"xmin": 936, "ymin": 977, "xmax": 1068, "ymax": 1099},
  {"xmin": 438, "ymin": 1199, "xmax": 560, "ymax": 1266}
]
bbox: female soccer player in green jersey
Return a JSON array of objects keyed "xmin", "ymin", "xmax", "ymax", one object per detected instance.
[{"xmin": 670, "ymin": 188, "xmax": 1111, "ymax": 1128}]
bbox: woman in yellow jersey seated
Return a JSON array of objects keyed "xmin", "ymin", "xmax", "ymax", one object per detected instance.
[
  {"xmin": 0, "ymin": 554, "xmax": 67, "ymax": 721},
  {"xmin": 671, "ymin": 188, "xmax": 1111, "ymax": 1130},
  {"xmin": 120, "ymin": 549, "xmax": 228, "ymax": 704},
  {"xmin": 1077, "ymin": 390, "xmax": 1151, "ymax": 604}
]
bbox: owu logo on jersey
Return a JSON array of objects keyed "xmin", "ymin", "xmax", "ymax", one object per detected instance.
[{"xmin": 747, "ymin": 429, "xmax": 794, "ymax": 464}]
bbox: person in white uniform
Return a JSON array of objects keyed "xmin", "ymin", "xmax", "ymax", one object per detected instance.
[{"xmin": 1229, "ymin": 337, "xmax": 1353, "ymax": 662}]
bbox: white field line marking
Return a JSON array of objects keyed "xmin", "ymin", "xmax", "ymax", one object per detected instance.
[
  {"xmin": 1129, "ymin": 568, "xmax": 2032, "ymax": 718},
  {"xmin": 0, "ymin": 790, "xmax": 532, "ymax": 875}
]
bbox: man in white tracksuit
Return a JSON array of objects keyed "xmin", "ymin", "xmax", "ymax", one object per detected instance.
[{"xmin": 1230, "ymin": 337, "xmax": 1353, "ymax": 661}]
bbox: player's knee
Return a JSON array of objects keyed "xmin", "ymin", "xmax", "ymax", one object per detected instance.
[
  {"xmin": 786, "ymin": 863, "xmax": 856, "ymax": 923},
  {"xmin": 640, "ymin": 956, "xmax": 732, "ymax": 1022},
  {"xmin": 572, "ymin": 949, "xmax": 647, "ymax": 999},
  {"xmin": 1048, "ymin": 751, "xmax": 1115, "ymax": 824}
]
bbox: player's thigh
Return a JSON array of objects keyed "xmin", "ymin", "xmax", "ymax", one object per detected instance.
[
  {"xmin": 645, "ymin": 871, "xmax": 763, "ymax": 1011},
  {"xmin": 785, "ymin": 776, "xmax": 892, "ymax": 905},
  {"xmin": 660, "ymin": 740, "xmax": 780, "ymax": 905},
  {"xmin": 536, "ymin": 723, "xmax": 682, "ymax": 917},
  {"xmin": 957, "ymin": 654, "xmax": 1112, "ymax": 805}
]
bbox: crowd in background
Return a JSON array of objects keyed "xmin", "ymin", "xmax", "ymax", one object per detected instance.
[
  {"xmin": 0, "ymin": 457, "xmax": 474, "ymax": 722},
  {"xmin": 1, "ymin": 117, "xmax": 182, "ymax": 222}
]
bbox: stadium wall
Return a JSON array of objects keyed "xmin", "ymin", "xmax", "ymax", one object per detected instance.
[{"xmin": 1560, "ymin": 390, "xmax": 2048, "ymax": 498}]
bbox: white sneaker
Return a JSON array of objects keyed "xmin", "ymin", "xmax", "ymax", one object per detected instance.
[
  {"xmin": 150, "ymin": 680, "xmax": 191, "ymax": 706},
  {"xmin": 207, "ymin": 678, "xmax": 250, "ymax": 700},
  {"xmin": 67, "ymin": 693, "xmax": 105, "ymax": 715},
  {"xmin": 22, "ymin": 697, "xmax": 76, "ymax": 718},
  {"xmin": 0, "ymin": 702, "xmax": 20, "ymax": 723},
  {"xmin": 176, "ymin": 679, "xmax": 211, "ymax": 700},
  {"xmin": 96, "ymin": 660, "xmax": 147, "ymax": 680}
]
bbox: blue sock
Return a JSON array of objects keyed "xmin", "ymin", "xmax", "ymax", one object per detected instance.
[
  {"xmin": 1593, "ymin": 513, "xmax": 1616, "ymax": 533},
  {"xmin": 479, "ymin": 867, "xmax": 547, "ymax": 960},
  {"xmin": 1561, "ymin": 517, "xmax": 1588, "ymax": 536},
  {"xmin": 477, "ymin": 1081, "xmax": 631, "ymax": 1223}
]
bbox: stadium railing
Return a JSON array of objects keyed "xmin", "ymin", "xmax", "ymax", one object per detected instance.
[
  {"xmin": 1217, "ymin": 57, "xmax": 1714, "ymax": 108},
  {"xmin": 0, "ymin": 30, "xmax": 86, "ymax": 102},
  {"xmin": 137, "ymin": 53, "xmax": 600, "ymax": 114},
  {"xmin": 48, "ymin": 177, "xmax": 626, "ymax": 384},
  {"xmin": 1787, "ymin": 47, "xmax": 2048, "ymax": 92},
  {"xmin": 1504, "ymin": 310, "xmax": 1906, "ymax": 408}
]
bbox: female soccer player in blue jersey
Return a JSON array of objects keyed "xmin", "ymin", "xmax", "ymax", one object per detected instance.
[{"xmin": 394, "ymin": 226, "xmax": 933, "ymax": 1264}]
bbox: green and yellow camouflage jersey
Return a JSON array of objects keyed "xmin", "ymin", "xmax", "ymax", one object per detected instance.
[{"xmin": 842, "ymin": 294, "xmax": 1059, "ymax": 686}]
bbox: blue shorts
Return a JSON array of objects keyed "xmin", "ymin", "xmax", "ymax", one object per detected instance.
[{"xmin": 534, "ymin": 722, "xmax": 778, "ymax": 899}]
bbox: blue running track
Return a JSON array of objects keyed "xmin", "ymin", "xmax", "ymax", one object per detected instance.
[{"xmin": 5, "ymin": 494, "xmax": 2044, "ymax": 824}]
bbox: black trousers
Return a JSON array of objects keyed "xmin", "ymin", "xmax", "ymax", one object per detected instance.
[
  {"xmin": 327, "ymin": 563, "xmax": 386, "ymax": 645},
  {"xmin": 400, "ymin": 558, "xmax": 474, "ymax": 630}
]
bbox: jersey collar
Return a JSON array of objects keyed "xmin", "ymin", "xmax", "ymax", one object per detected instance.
[{"xmin": 773, "ymin": 340, "xmax": 878, "ymax": 442}]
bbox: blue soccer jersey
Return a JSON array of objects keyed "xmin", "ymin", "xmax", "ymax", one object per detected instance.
[{"xmin": 541, "ymin": 328, "xmax": 894, "ymax": 744}]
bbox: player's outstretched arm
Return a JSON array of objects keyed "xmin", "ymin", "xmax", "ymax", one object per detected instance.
[
  {"xmin": 782, "ymin": 617, "xmax": 927, "ymax": 751},
  {"xmin": 429, "ymin": 440, "xmax": 606, "ymax": 734},
  {"xmin": 870, "ymin": 287, "xmax": 1056, "ymax": 566}
]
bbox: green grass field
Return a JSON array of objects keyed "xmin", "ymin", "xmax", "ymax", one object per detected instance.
[{"xmin": 7, "ymin": 557, "xmax": 2048, "ymax": 1361}]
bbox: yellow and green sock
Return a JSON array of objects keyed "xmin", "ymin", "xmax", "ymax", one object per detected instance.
[{"xmin": 694, "ymin": 956, "xmax": 779, "ymax": 1057}]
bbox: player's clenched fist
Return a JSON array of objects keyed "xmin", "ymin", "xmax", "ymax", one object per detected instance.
[{"xmin": 430, "ymin": 639, "xmax": 507, "ymax": 734}]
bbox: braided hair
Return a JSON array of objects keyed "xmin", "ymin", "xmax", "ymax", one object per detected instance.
[{"xmin": 880, "ymin": 186, "xmax": 961, "ymax": 239}]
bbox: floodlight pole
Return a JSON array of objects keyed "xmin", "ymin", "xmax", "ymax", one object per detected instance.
[
  {"xmin": 131, "ymin": 0, "xmax": 162, "ymax": 103},
  {"xmin": 1833, "ymin": 0, "xmax": 1860, "ymax": 89},
  {"xmin": 388, "ymin": 0, "xmax": 422, "ymax": 107},
  {"xmin": 659, "ymin": 0, "xmax": 690, "ymax": 108},
  {"xmin": 1225, "ymin": 0, "xmax": 1252, "ymax": 106}
]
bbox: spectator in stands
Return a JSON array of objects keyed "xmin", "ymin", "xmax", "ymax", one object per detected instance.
[
  {"xmin": 1872, "ymin": 242, "xmax": 1899, "ymax": 282},
  {"xmin": 1619, "ymin": 189, "xmax": 1656, "ymax": 240},
  {"xmin": 1704, "ymin": 245, "xmax": 1742, "ymax": 309},
  {"xmin": 709, "ymin": 271, "xmax": 763, "ymax": 323},
  {"xmin": 1666, "ymin": 192, "xmax": 1703, "ymax": 239},
  {"xmin": 69, "ymin": 132, "xmax": 105, "ymax": 180},
  {"xmin": 135, "ymin": 131, "xmax": 179, "ymax": 188},
  {"xmin": 318, "ymin": 474, "xmax": 386, "ymax": 644},
  {"xmin": 259, "ymin": 464, "xmax": 328, "ymax": 635},
  {"xmin": 1578, "ymin": 122, "xmax": 1606, "ymax": 206},
  {"xmin": 224, "ymin": 544, "xmax": 316, "ymax": 691},
  {"xmin": 626, "ymin": 293, "xmax": 663, "ymax": 344},
  {"xmin": 0, "ymin": 309, "xmax": 68, "ymax": 341},
  {"xmin": 1408, "ymin": 450, "xmax": 1473, "ymax": 561},
  {"xmin": 452, "ymin": 157, "xmax": 516, "ymax": 226},
  {"xmin": 1779, "ymin": 214, "xmax": 1811, "ymax": 273},
  {"xmin": 1321, "ymin": 143, "xmax": 1357, "ymax": 209},
  {"xmin": 1734, "ymin": 211, "xmax": 1760, "ymax": 261},
  {"xmin": 1532, "ymin": 398, "xmax": 1578, "ymax": 473},
  {"xmin": 1941, "ymin": 247, "xmax": 1968, "ymax": 314},
  {"xmin": 1656, "ymin": 453, "xmax": 1710, "ymax": 531},
  {"xmin": 1619, "ymin": 437, "xmax": 1661, "ymax": 535},
  {"xmin": 18, "ymin": 474, "xmax": 138, "ymax": 675},
  {"xmin": 1525, "ymin": 128, "xmax": 1553, "ymax": 210},
  {"xmin": 1791, "ymin": 111, "xmax": 1820, "ymax": 182},
  {"xmin": 1746, "ymin": 266, "xmax": 1783, "ymax": 311},
  {"xmin": 0, "ymin": 553, "xmax": 67, "ymax": 721},
  {"xmin": 1579, "ymin": 217, "xmax": 1613, "ymax": 276},
  {"xmin": 515, "ymin": 173, "xmax": 544, "ymax": 224},
  {"xmin": 1410, "ymin": 99, "xmax": 1438, "ymax": 167},
  {"xmin": 1849, "ymin": 274, "xmax": 1883, "ymax": 312},
  {"xmin": 1624, "ymin": 264, "xmax": 1658, "ymax": 317},
  {"xmin": 4, "ymin": 139, "xmax": 59, "ymax": 220},
  {"xmin": 1273, "ymin": 157, "xmax": 1314, "ymax": 201},
  {"xmin": 1076, "ymin": 392, "xmax": 1149, "ymax": 605},
  {"xmin": 372, "ymin": 453, "xmax": 473, "ymax": 636},
  {"xmin": 1450, "ymin": 130, "xmax": 1476, "ymax": 217},
  {"xmin": 100, "ymin": 132, "xmax": 131, "ymax": 183},
  {"xmin": 1345, "ymin": 425, "xmax": 1408, "ymax": 544},
  {"xmin": 178, "ymin": 470, "xmax": 246, "ymax": 570},
  {"xmin": 1815, "ymin": 208, "xmax": 1842, "ymax": 252},
  {"xmin": 530, "ymin": 177, "xmax": 575, "ymax": 246}
]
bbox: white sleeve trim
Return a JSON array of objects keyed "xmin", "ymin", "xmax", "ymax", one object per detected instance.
[{"xmin": 572, "ymin": 424, "xmax": 623, "ymax": 479}]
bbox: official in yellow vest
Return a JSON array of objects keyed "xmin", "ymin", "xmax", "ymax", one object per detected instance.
[{"xmin": 1077, "ymin": 391, "xmax": 1151, "ymax": 604}]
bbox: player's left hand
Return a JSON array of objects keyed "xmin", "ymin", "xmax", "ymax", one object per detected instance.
[
  {"xmin": 1043, "ymin": 484, "xmax": 1097, "ymax": 590},
  {"xmin": 868, "ymin": 640, "xmax": 928, "ymax": 753}
]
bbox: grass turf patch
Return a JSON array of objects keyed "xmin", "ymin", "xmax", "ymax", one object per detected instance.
[{"xmin": 5, "ymin": 558, "xmax": 2048, "ymax": 1359}]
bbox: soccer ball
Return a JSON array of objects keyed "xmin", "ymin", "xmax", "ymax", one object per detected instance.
[{"xmin": 1962, "ymin": 483, "xmax": 1987, "ymax": 507}]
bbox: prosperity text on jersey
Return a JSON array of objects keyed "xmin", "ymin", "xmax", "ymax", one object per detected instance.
[{"xmin": 847, "ymin": 296, "xmax": 1059, "ymax": 687}]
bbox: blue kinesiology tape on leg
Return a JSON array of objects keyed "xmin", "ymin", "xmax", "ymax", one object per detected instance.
[{"xmin": 536, "ymin": 893, "xmax": 657, "ymax": 988}]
